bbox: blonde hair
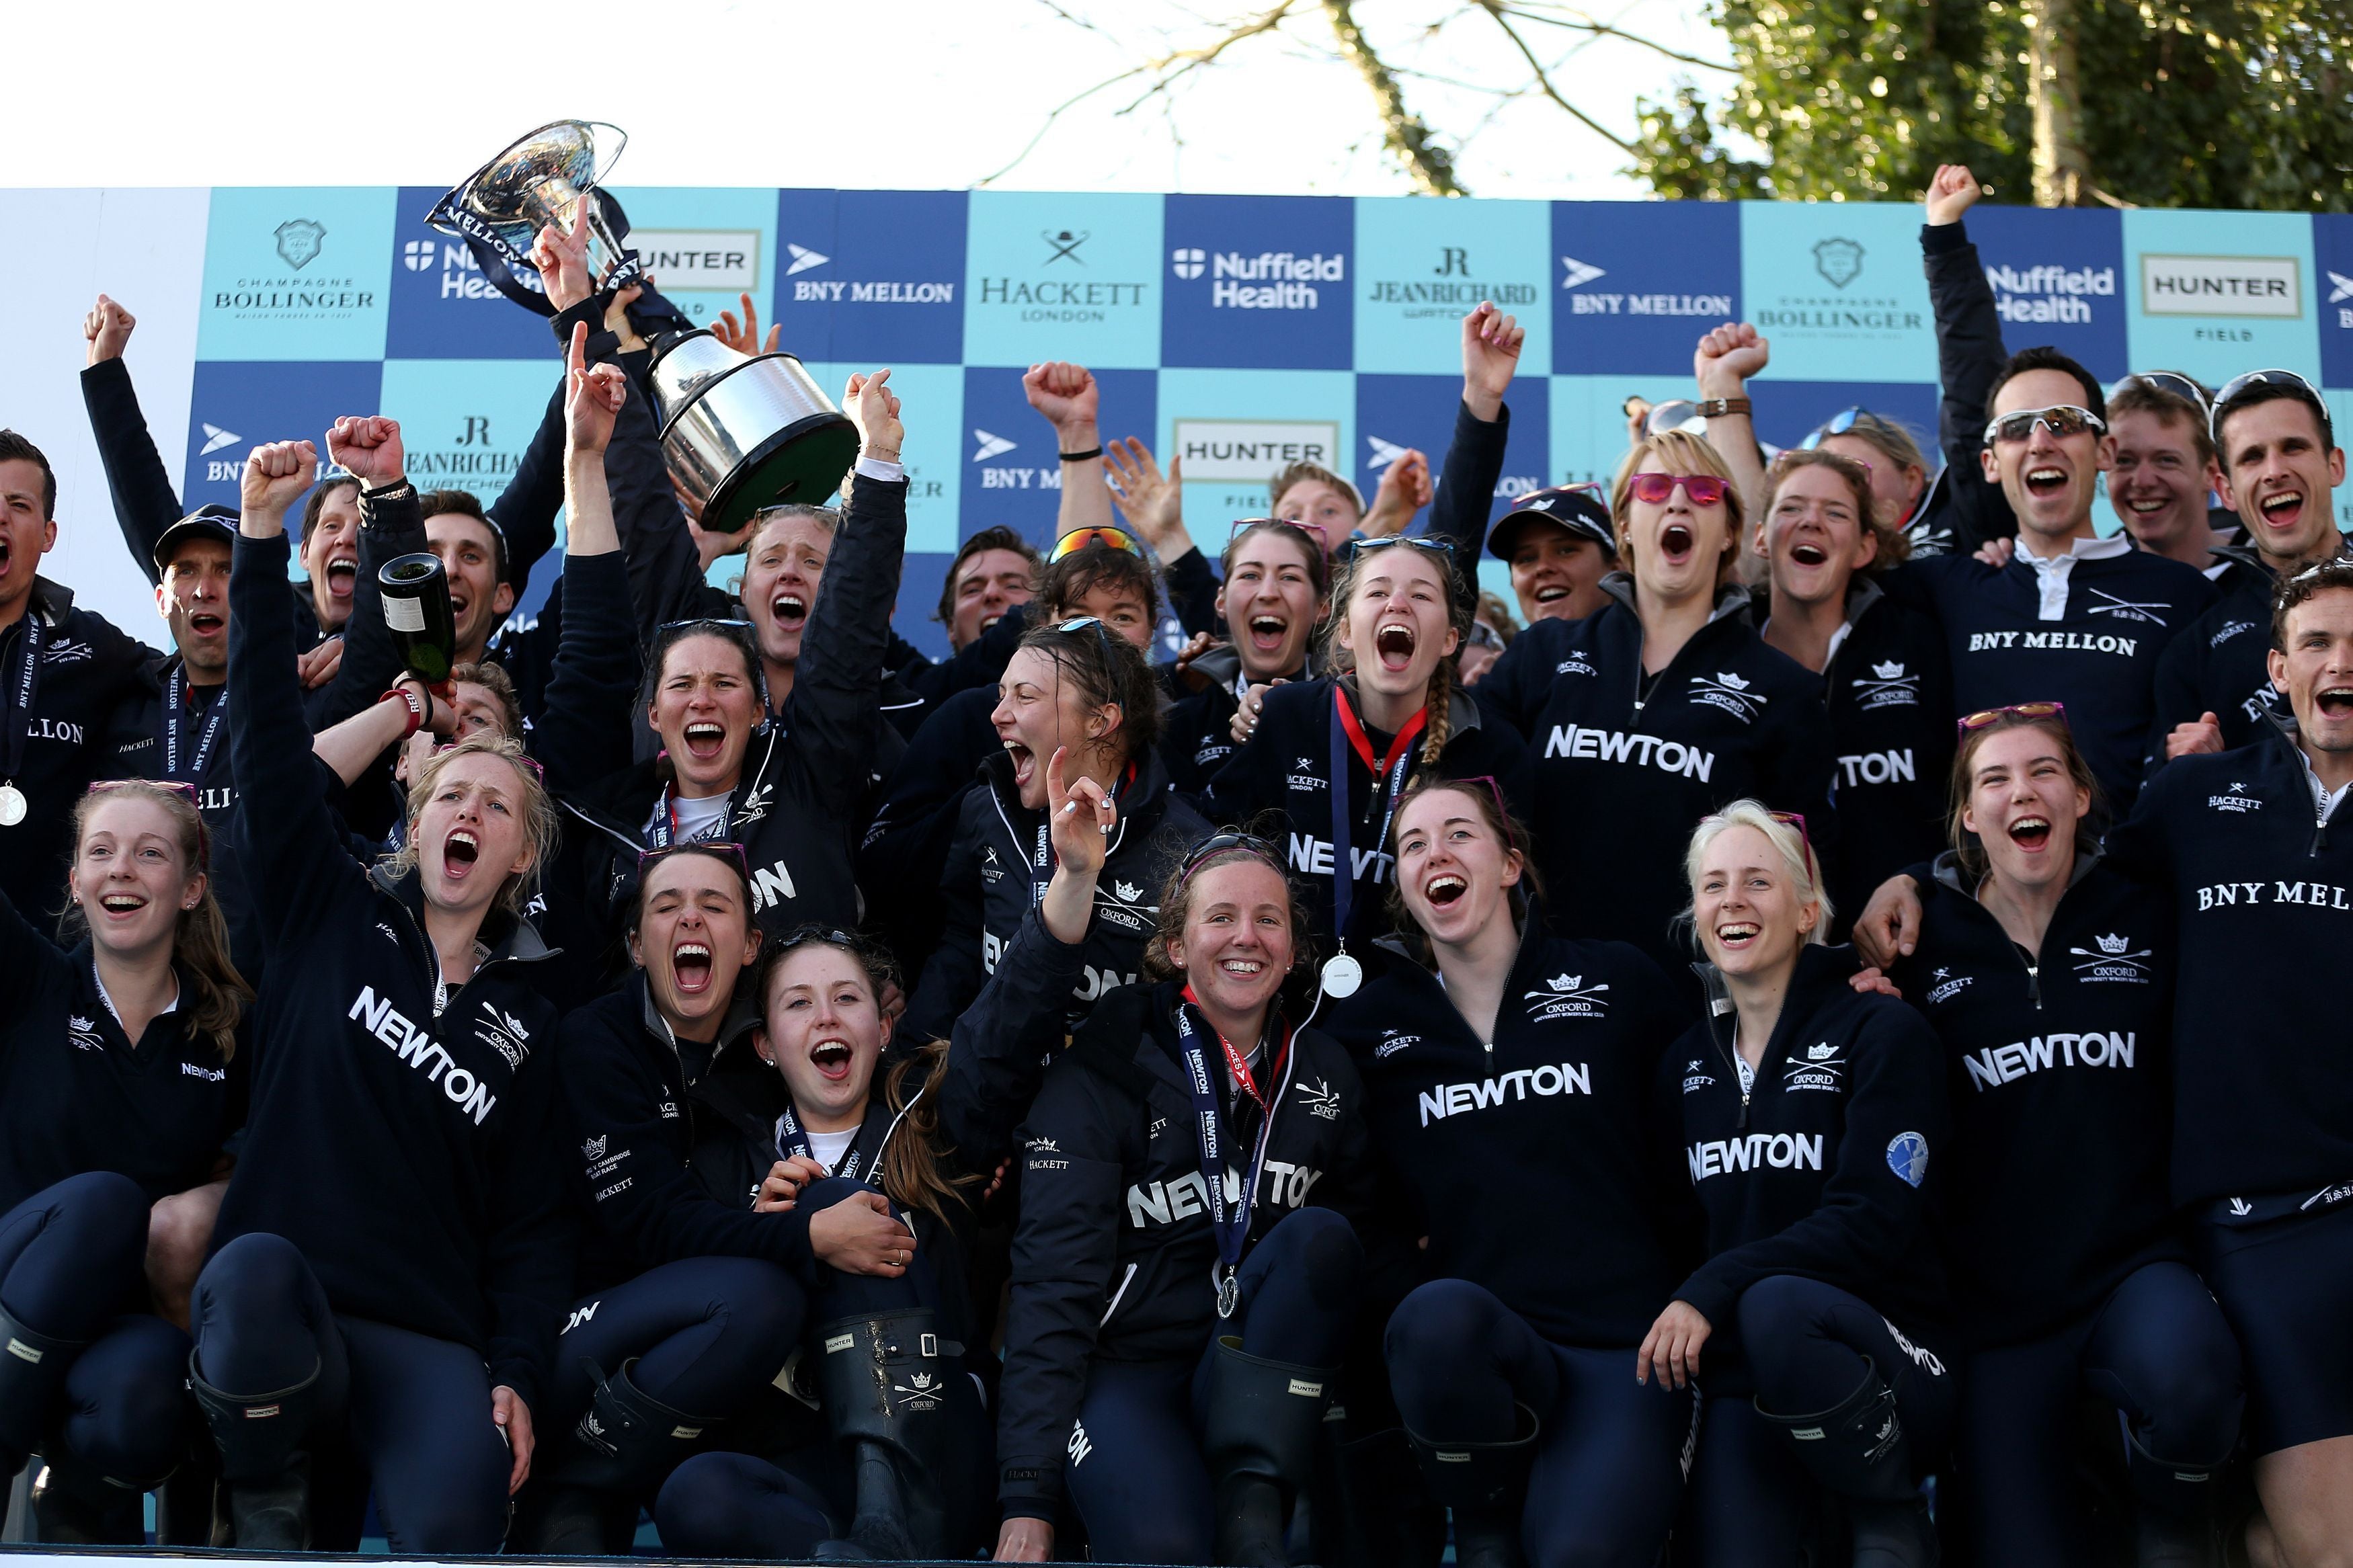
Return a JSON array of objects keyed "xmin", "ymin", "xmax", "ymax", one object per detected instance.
[
  {"xmin": 1609, "ymin": 430, "xmax": 1745, "ymax": 590},
  {"xmin": 1681, "ymin": 798, "xmax": 1830, "ymax": 946},
  {"xmin": 62, "ymin": 783, "xmax": 251, "ymax": 1060},
  {"xmin": 387, "ymin": 735, "xmax": 557, "ymax": 917}
]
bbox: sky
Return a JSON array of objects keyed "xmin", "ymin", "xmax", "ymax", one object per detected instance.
[{"xmin": 7, "ymin": 0, "xmax": 1730, "ymax": 199}]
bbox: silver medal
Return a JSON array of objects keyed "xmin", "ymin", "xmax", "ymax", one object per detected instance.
[
  {"xmin": 1215, "ymin": 1272, "xmax": 1240, "ymax": 1319},
  {"xmin": 1320, "ymin": 952, "xmax": 1362, "ymax": 999},
  {"xmin": 0, "ymin": 782, "xmax": 23, "ymax": 828}
]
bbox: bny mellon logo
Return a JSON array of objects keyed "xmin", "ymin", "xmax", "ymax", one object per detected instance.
[
  {"xmin": 1560, "ymin": 256, "xmax": 1606, "ymax": 290},
  {"xmin": 200, "ymin": 424, "xmax": 242, "ymax": 457},
  {"xmin": 785, "ymin": 243, "xmax": 829, "ymax": 277},
  {"xmin": 972, "ymin": 429, "xmax": 1016, "ymax": 462},
  {"xmin": 1366, "ymin": 435, "xmax": 1410, "ymax": 470}
]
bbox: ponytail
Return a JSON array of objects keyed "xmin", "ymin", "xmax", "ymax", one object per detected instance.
[
  {"xmin": 877, "ymin": 1043, "xmax": 985, "ymax": 1228},
  {"xmin": 1419, "ymin": 657, "xmax": 1455, "ymax": 768}
]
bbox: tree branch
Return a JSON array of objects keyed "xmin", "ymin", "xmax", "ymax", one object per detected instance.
[
  {"xmin": 1321, "ymin": 0, "xmax": 1467, "ymax": 194},
  {"xmin": 1494, "ymin": 2, "xmax": 1737, "ymax": 72},
  {"xmin": 1473, "ymin": 0, "xmax": 1636, "ymax": 152}
]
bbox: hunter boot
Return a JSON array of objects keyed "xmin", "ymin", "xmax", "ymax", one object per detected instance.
[
  {"xmin": 0, "ymin": 1301, "xmax": 85, "ymax": 1482},
  {"xmin": 811, "ymin": 1309, "xmax": 957, "ymax": 1561},
  {"xmin": 1330, "ymin": 1423, "xmax": 1447, "ymax": 1568},
  {"xmin": 188, "ymin": 1356, "xmax": 319, "ymax": 1552},
  {"xmin": 514, "ymin": 1358, "xmax": 713, "ymax": 1554},
  {"xmin": 1757, "ymin": 1360, "xmax": 1938, "ymax": 1568},
  {"xmin": 1200, "ymin": 1335, "xmax": 1339, "ymax": 1568},
  {"xmin": 2124, "ymin": 1429, "xmax": 2219, "ymax": 1568},
  {"xmin": 29, "ymin": 1458, "xmax": 147, "ymax": 1544},
  {"xmin": 1402, "ymin": 1404, "xmax": 1538, "ymax": 1568},
  {"xmin": 155, "ymin": 1447, "xmax": 216, "ymax": 1546}
]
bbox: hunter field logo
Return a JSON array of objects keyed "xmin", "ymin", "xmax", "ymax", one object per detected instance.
[
  {"xmin": 2140, "ymin": 254, "xmax": 2301, "ymax": 319},
  {"xmin": 1689, "ymin": 670, "xmax": 1767, "ymax": 723},
  {"xmin": 1813, "ymin": 238, "xmax": 1865, "ymax": 290},
  {"xmin": 2208, "ymin": 782, "xmax": 2264, "ymax": 814},
  {"xmin": 275, "ymin": 218, "xmax": 327, "ymax": 271},
  {"xmin": 2070, "ymin": 933, "xmax": 2153, "ymax": 983},
  {"xmin": 1851, "ymin": 660, "xmax": 1920, "ymax": 710},
  {"xmin": 1523, "ymin": 973, "xmax": 1612, "ymax": 1022}
]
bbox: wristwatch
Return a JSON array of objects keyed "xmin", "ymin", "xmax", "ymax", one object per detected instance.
[{"xmin": 1693, "ymin": 397, "xmax": 1753, "ymax": 419}]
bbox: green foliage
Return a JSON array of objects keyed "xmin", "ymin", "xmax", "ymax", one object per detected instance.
[{"xmin": 1630, "ymin": 0, "xmax": 2353, "ymax": 209}]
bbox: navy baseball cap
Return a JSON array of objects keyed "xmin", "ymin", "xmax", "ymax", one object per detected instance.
[
  {"xmin": 151, "ymin": 505, "xmax": 240, "ymax": 572},
  {"xmin": 1486, "ymin": 484, "xmax": 1616, "ymax": 561}
]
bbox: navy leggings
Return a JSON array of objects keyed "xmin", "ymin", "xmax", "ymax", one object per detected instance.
[
  {"xmin": 1384, "ymin": 1279, "xmax": 1696, "ymax": 1568},
  {"xmin": 653, "ymin": 1178, "xmax": 990, "ymax": 1559},
  {"xmin": 1958, "ymin": 1260, "xmax": 2243, "ymax": 1567},
  {"xmin": 550, "ymin": 1255, "xmax": 805, "ymax": 1431},
  {"xmin": 0, "ymin": 1172, "xmax": 193, "ymax": 1485},
  {"xmin": 1685, "ymin": 1275, "xmax": 1958, "ymax": 1568},
  {"xmin": 191, "ymin": 1232, "xmax": 510, "ymax": 1555},
  {"xmin": 1062, "ymin": 1206, "xmax": 1364, "ymax": 1565}
]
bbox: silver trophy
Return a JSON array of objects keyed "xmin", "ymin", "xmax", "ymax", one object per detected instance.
[
  {"xmin": 649, "ymin": 331, "xmax": 860, "ymax": 536},
  {"xmin": 427, "ymin": 121, "xmax": 635, "ymax": 307}
]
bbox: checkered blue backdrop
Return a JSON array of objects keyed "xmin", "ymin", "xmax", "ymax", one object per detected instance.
[{"xmin": 174, "ymin": 188, "xmax": 2353, "ymax": 659}]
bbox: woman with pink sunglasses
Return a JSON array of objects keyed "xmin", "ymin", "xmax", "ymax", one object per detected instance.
[{"xmin": 1478, "ymin": 430, "xmax": 1837, "ymax": 973}]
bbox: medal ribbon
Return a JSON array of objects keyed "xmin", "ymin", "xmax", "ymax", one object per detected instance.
[
  {"xmin": 647, "ymin": 783, "xmax": 731, "ymax": 850},
  {"xmin": 774, "ymin": 1098, "xmax": 879, "ymax": 1185},
  {"xmin": 163, "ymin": 665, "xmax": 229, "ymax": 784},
  {"xmin": 0, "ymin": 612, "xmax": 44, "ymax": 790},
  {"xmin": 1172, "ymin": 993, "xmax": 1293, "ymax": 1315},
  {"xmin": 1326, "ymin": 686, "xmax": 1426, "ymax": 948}
]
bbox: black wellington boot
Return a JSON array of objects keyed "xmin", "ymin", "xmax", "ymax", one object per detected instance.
[
  {"xmin": 514, "ymin": 1358, "xmax": 715, "ymax": 1554},
  {"xmin": 188, "ymin": 1356, "xmax": 320, "ymax": 1552},
  {"xmin": 30, "ymin": 1459, "xmax": 148, "ymax": 1544},
  {"xmin": 1402, "ymin": 1403, "xmax": 1538, "ymax": 1568},
  {"xmin": 1328, "ymin": 1422, "xmax": 1447, "ymax": 1568},
  {"xmin": 810, "ymin": 1309, "xmax": 957, "ymax": 1561},
  {"xmin": 1200, "ymin": 1335, "xmax": 1339, "ymax": 1568},
  {"xmin": 2125, "ymin": 1429, "xmax": 2220, "ymax": 1568},
  {"xmin": 1757, "ymin": 1360, "xmax": 1938, "ymax": 1568},
  {"xmin": 0, "ymin": 1301, "xmax": 86, "ymax": 1483}
]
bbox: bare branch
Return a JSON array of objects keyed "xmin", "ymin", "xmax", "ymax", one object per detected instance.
[
  {"xmin": 1493, "ymin": 3, "xmax": 1736, "ymax": 71},
  {"xmin": 1321, "ymin": 0, "xmax": 1468, "ymax": 194},
  {"xmin": 976, "ymin": 65, "xmax": 1155, "ymax": 185},
  {"xmin": 1472, "ymin": 0, "xmax": 1636, "ymax": 152}
]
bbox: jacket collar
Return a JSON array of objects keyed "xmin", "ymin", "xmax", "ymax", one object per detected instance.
[
  {"xmin": 1929, "ymin": 845, "xmax": 2102, "ymax": 899},
  {"xmin": 1598, "ymin": 571, "xmax": 1754, "ymax": 626},
  {"xmin": 1332, "ymin": 672, "xmax": 1484, "ymax": 739},
  {"xmin": 633, "ymin": 968, "xmax": 763, "ymax": 1069},
  {"xmin": 366, "ymin": 861, "xmax": 555, "ymax": 969}
]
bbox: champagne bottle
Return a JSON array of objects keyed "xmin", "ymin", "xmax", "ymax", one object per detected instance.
[{"xmin": 378, "ymin": 552, "xmax": 457, "ymax": 684}]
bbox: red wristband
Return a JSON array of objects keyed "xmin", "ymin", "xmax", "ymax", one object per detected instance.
[{"xmin": 382, "ymin": 683, "xmax": 426, "ymax": 740}]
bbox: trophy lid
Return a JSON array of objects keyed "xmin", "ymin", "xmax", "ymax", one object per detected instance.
[{"xmin": 426, "ymin": 120, "xmax": 627, "ymax": 246}]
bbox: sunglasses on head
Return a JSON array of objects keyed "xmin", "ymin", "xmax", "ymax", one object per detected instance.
[
  {"xmin": 1051, "ymin": 526, "xmax": 1142, "ymax": 563},
  {"xmin": 637, "ymin": 840, "xmax": 752, "ymax": 880},
  {"xmin": 2116, "ymin": 371, "xmax": 2210, "ymax": 412},
  {"xmin": 1958, "ymin": 700, "xmax": 2068, "ymax": 736},
  {"xmin": 2209, "ymin": 369, "xmax": 2334, "ymax": 444},
  {"xmin": 660, "ymin": 616, "xmax": 756, "ymax": 638},
  {"xmin": 1176, "ymin": 831, "xmax": 1282, "ymax": 888},
  {"xmin": 88, "ymin": 778, "xmax": 201, "ymax": 804},
  {"xmin": 1799, "ymin": 406, "xmax": 1878, "ymax": 450},
  {"xmin": 1983, "ymin": 405, "xmax": 2107, "ymax": 446},
  {"xmin": 1628, "ymin": 472, "xmax": 1730, "ymax": 507},
  {"xmin": 1229, "ymin": 518, "xmax": 1329, "ymax": 552},
  {"xmin": 1770, "ymin": 448, "xmax": 1874, "ymax": 481},
  {"xmin": 772, "ymin": 923, "xmax": 861, "ymax": 954},
  {"xmin": 1052, "ymin": 614, "xmax": 1124, "ymax": 667}
]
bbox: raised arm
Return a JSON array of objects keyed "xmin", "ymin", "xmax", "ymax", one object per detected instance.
[
  {"xmin": 79, "ymin": 296, "xmax": 182, "ymax": 585},
  {"xmin": 229, "ymin": 440, "xmax": 368, "ymax": 939},
  {"xmin": 1921, "ymin": 164, "xmax": 2018, "ymax": 550},
  {"xmin": 1031, "ymin": 362, "xmax": 1113, "ymax": 541},
  {"xmin": 530, "ymin": 323, "xmax": 643, "ymax": 792},
  {"xmin": 785, "ymin": 370, "xmax": 909, "ymax": 825},
  {"xmin": 1691, "ymin": 323, "xmax": 1771, "ymax": 515},
  {"xmin": 312, "ymin": 419, "xmax": 426, "ymax": 727}
]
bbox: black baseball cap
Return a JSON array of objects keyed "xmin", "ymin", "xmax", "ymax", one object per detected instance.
[
  {"xmin": 151, "ymin": 505, "xmax": 240, "ymax": 573},
  {"xmin": 1486, "ymin": 484, "xmax": 1616, "ymax": 561}
]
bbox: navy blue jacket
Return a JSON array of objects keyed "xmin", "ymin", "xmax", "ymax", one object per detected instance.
[
  {"xmin": 0, "ymin": 890, "xmax": 243, "ymax": 1215},
  {"xmin": 1913, "ymin": 218, "xmax": 2020, "ymax": 556},
  {"xmin": 1661, "ymin": 945, "xmax": 1949, "ymax": 1333},
  {"xmin": 1323, "ymin": 913, "xmax": 1692, "ymax": 1347},
  {"xmin": 1889, "ymin": 853, "xmax": 2182, "ymax": 1346},
  {"xmin": 1204, "ymin": 675, "xmax": 1531, "ymax": 956},
  {"xmin": 1477, "ymin": 578, "xmax": 1837, "ymax": 970},
  {"xmin": 997, "ymin": 980, "xmax": 1375, "ymax": 1521},
  {"xmin": 1894, "ymin": 540, "xmax": 2216, "ymax": 813},
  {"xmin": 906, "ymin": 743, "xmax": 1208, "ymax": 1046},
  {"xmin": 2103, "ymin": 716, "xmax": 2353, "ymax": 1211},
  {"xmin": 0, "ymin": 581, "xmax": 154, "ymax": 921},
  {"xmin": 217, "ymin": 530, "xmax": 572, "ymax": 1407},
  {"xmin": 2147, "ymin": 541, "xmax": 2350, "ymax": 770}
]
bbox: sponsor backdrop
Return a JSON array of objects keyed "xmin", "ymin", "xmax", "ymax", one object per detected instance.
[{"xmin": 13, "ymin": 185, "xmax": 2353, "ymax": 655}]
